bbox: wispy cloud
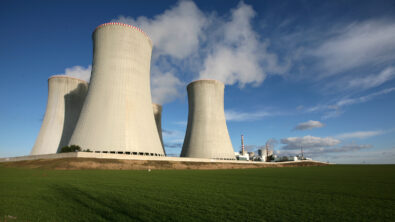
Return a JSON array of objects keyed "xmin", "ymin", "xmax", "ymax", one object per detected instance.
[
  {"xmin": 293, "ymin": 120, "xmax": 324, "ymax": 131},
  {"xmin": 272, "ymin": 18, "xmax": 395, "ymax": 97},
  {"xmin": 278, "ymin": 144, "xmax": 372, "ymax": 157},
  {"xmin": 336, "ymin": 130, "xmax": 384, "ymax": 139},
  {"xmin": 172, "ymin": 121, "xmax": 187, "ymax": 126},
  {"xmin": 164, "ymin": 143, "xmax": 183, "ymax": 149},
  {"xmin": 336, "ymin": 87, "xmax": 395, "ymax": 107},
  {"xmin": 162, "ymin": 129, "xmax": 184, "ymax": 151},
  {"xmin": 162, "ymin": 129, "xmax": 184, "ymax": 140},
  {"xmin": 279, "ymin": 135, "xmax": 373, "ymax": 159},
  {"xmin": 280, "ymin": 135, "xmax": 340, "ymax": 150},
  {"xmin": 306, "ymin": 87, "xmax": 395, "ymax": 119},
  {"xmin": 314, "ymin": 147, "xmax": 395, "ymax": 164},
  {"xmin": 225, "ymin": 109, "xmax": 271, "ymax": 121},
  {"xmin": 346, "ymin": 66, "xmax": 395, "ymax": 90},
  {"xmin": 310, "ymin": 20, "xmax": 395, "ymax": 76}
]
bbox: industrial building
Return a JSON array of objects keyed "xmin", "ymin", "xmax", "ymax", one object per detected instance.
[
  {"xmin": 30, "ymin": 22, "xmax": 296, "ymax": 162},
  {"xmin": 31, "ymin": 76, "xmax": 88, "ymax": 155},
  {"xmin": 181, "ymin": 79, "xmax": 236, "ymax": 160},
  {"xmin": 258, "ymin": 147, "xmax": 274, "ymax": 162},
  {"xmin": 68, "ymin": 23, "xmax": 164, "ymax": 156}
]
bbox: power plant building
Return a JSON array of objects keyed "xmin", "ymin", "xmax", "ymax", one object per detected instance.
[
  {"xmin": 68, "ymin": 23, "xmax": 164, "ymax": 156},
  {"xmin": 31, "ymin": 76, "xmax": 88, "ymax": 155},
  {"xmin": 181, "ymin": 80, "xmax": 236, "ymax": 160}
]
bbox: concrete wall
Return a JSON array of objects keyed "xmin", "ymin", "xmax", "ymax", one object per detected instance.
[
  {"xmin": 181, "ymin": 80, "xmax": 236, "ymax": 160},
  {"xmin": 31, "ymin": 76, "xmax": 88, "ymax": 155},
  {"xmin": 153, "ymin": 103, "xmax": 165, "ymax": 155},
  {"xmin": 69, "ymin": 23, "xmax": 164, "ymax": 156}
]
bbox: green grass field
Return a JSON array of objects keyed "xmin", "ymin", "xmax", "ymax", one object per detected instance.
[{"xmin": 0, "ymin": 165, "xmax": 394, "ymax": 221}]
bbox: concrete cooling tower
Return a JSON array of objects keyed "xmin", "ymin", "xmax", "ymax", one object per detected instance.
[
  {"xmin": 69, "ymin": 22, "xmax": 165, "ymax": 156},
  {"xmin": 181, "ymin": 79, "xmax": 236, "ymax": 160},
  {"xmin": 152, "ymin": 103, "xmax": 165, "ymax": 154},
  {"xmin": 31, "ymin": 76, "xmax": 88, "ymax": 155}
]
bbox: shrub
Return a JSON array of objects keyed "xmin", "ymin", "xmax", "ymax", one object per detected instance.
[{"xmin": 60, "ymin": 145, "xmax": 81, "ymax": 153}]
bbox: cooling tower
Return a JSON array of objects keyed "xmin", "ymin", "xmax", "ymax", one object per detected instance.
[
  {"xmin": 181, "ymin": 79, "xmax": 236, "ymax": 160},
  {"xmin": 31, "ymin": 76, "xmax": 88, "ymax": 155},
  {"xmin": 152, "ymin": 103, "xmax": 165, "ymax": 155},
  {"xmin": 69, "ymin": 23, "xmax": 164, "ymax": 156}
]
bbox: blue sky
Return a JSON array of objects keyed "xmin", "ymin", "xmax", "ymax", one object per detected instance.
[{"xmin": 1, "ymin": 0, "xmax": 394, "ymax": 163}]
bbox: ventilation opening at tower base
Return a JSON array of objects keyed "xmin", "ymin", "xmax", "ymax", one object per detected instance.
[{"xmin": 87, "ymin": 150, "xmax": 165, "ymax": 156}]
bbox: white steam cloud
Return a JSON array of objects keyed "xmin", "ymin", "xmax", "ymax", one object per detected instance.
[
  {"xmin": 113, "ymin": 1, "xmax": 285, "ymax": 104},
  {"xmin": 151, "ymin": 71, "xmax": 183, "ymax": 104},
  {"xmin": 114, "ymin": 1, "xmax": 206, "ymax": 59},
  {"xmin": 57, "ymin": 65, "xmax": 92, "ymax": 82}
]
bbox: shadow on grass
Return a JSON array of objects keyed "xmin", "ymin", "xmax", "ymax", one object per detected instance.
[{"xmin": 50, "ymin": 184, "xmax": 143, "ymax": 221}]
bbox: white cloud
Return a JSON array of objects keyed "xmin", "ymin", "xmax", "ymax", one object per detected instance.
[
  {"xmin": 279, "ymin": 134, "xmax": 374, "ymax": 161},
  {"xmin": 305, "ymin": 87, "xmax": 395, "ymax": 119},
  {"xmin": 313, "ymin": 147, "xmax": 395, "ymax": 164},
  {"xmin": 336, "ymin": 130, "xmax": 384, "ymax": 139},
  {"xmin": 336, "ymin": 87, "xmax": 395, "ymax": 107},
  {"xmin": 281, "ymin": 135, "xmax": 340, "ymax": 150},
  {"xmin": 151, "ymin": 70, "xmax": 183, "ymax": 104},
  {"xmin": 311, "ymin": 20, "xmax": 395, "ymax": 76},
  {"xmin": 113, "ymin": 1, "xmax": 206, "ymax": 59},
  {"xmin": 294, "ymin": 120, "xmax": 324, "ymax": 131},
  {"xmin": 275, "ymin": 19, "xmax": 395, "ymax": 96},
  {"xmin": 347, "ymin": 66, "xmax": 395, "ymax": 90},
  {"xmin": 112, "ymin": 1, "xmax": 286, "ymax": 103},
  {"xmin": 199, "ymin": 2, "xmax": 287, "ymax": 87},
  {"xmin": 278, "ymin": 143, "xmax": 372, "ymax": 157},
  {"xmin": 225, "ymin": 109, "xmax": 271, "ymax": 121},
  {"xmin": 57, "ymin": 65, "xmax": 91, "ymax": 82},
  {"xmin": 172, "ymin": 121, "xmax": 187, "ymax": 126}
]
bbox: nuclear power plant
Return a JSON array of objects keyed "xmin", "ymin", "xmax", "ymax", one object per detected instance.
[
  {"xmin": 29, "ymin": 22, "xmax": 238, "ymax": 161},
  {"xmin": 181, "ymin": 80, "xmax": 236, "ymax": 160},
  {"xmin": 68, "ymin": 23, "xmax": 164, "ymax": 156},
  {"xmin": 31, "ymin": 76, "xmax": 88, "ymax": 155}
]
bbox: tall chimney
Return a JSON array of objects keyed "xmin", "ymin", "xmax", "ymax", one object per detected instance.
[{"xmin": 241, "ymin": 134, "xmax": 245, "ymax": 155}]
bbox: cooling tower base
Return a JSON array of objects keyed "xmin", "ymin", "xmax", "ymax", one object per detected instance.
[
  {"xmin": 0, "ymin": 153, "xmax": 329, "ymax": 167},
  {"xmin": 91, "ymin": 151, "xmax": 165, "ymax": 156}
]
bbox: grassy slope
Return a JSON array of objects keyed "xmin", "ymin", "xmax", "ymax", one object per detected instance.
[{"xmin": 0, "ymin": 165, "xmax": 394, "ymax": 221}]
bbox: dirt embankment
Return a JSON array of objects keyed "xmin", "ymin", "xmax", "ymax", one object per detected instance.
[{"xmin": 0, "ymin": 158, "xmax": 328, "ymax": 170}]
